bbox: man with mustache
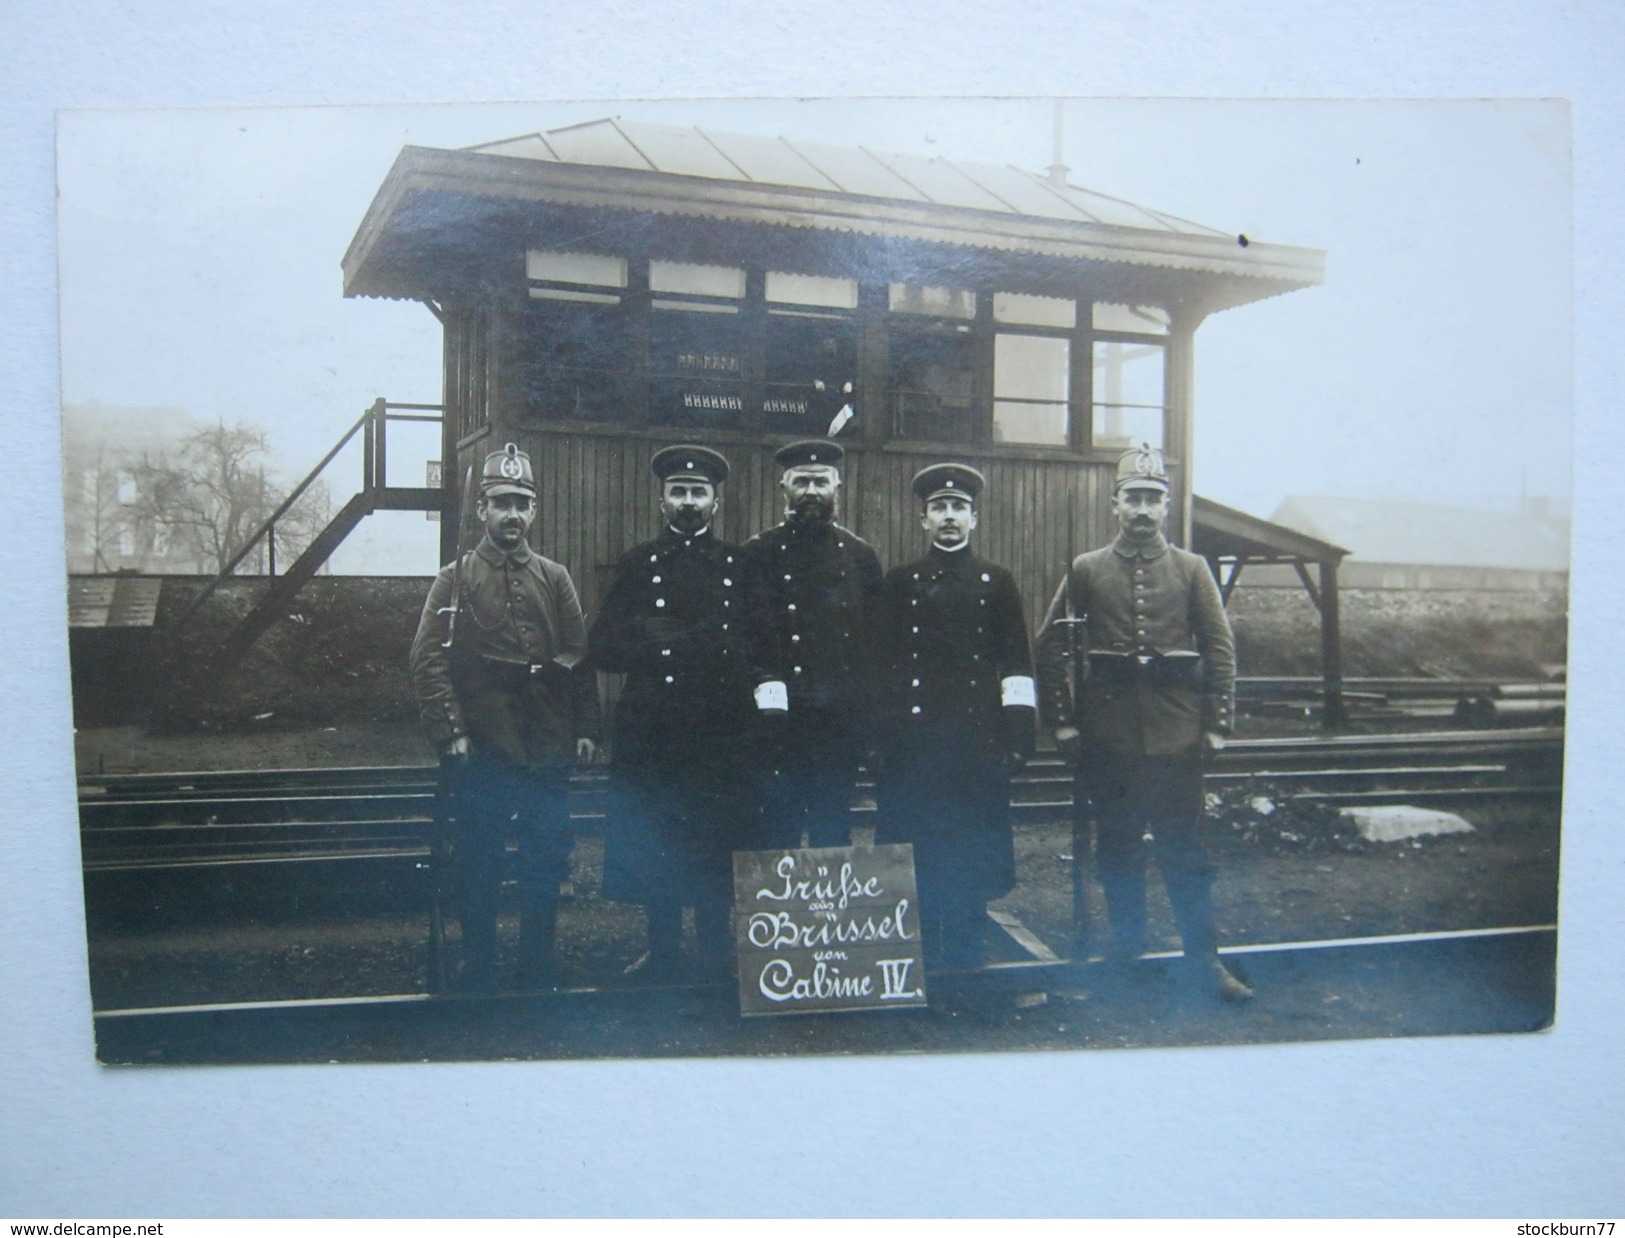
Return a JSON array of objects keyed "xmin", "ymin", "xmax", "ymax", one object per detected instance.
[
  {"xmin": 1035, "ymin": 445, "xmax": 1252, "ymax": 1002},
  {"xmin": 410, "ymin": 442, "xmax": 599, "ymax": 992},
  {"xmin": 589, "ymin": 445, "xmax": 756, "ymax": 979},
  {"xmin": 872, "ymin": 464, "xmax": 1036, "ymax": 970},
  {"xmin": 740, "ymin": 439, "xmax": 884, "ymax": 850}
]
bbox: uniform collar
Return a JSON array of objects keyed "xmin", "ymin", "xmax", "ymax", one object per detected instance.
[
  {"xmin": 660, "ymin": 524, "xmax": 713, "ymax": 548},
  {"xmin": 476, "ymin": 536, "xmax": 533, "ymax": 567},
  {"xmin": 1112, "ymin": 531, "xmax": 1170, "ymax": 562},
  {"xmin": 928, "ymin": 542, "xmax": 976, "ymax": 571}
]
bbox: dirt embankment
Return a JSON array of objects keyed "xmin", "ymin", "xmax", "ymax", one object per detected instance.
[
  {"xmin": 72, "ymin": 576, "xmax": 432, "ymax": 732},
  {"xmin": 1226, "ymin": 585, "xmax": 1567, "ymax": 680},
  {"xmin": 72, "ymin": 575, "xmax": 1567, "ymax": 736}
]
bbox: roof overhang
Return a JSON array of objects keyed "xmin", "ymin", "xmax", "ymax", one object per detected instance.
[
  {"xmin": 1193, "ymin": 495, "xmax": 1349, "ymax": 565},
  {"xmin": 344, "ymin": 146, "xmax": 1325, "ymax": 314}
]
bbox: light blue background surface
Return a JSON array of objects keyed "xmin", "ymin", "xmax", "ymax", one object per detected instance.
[{"xmin": 2, "ymin": 0, "xmax": 1620, "ymax": 1216}]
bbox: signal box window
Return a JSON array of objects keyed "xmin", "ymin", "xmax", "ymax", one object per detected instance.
[
  {"xmin": 766, "ymin": 271, "xmax": 858, "ymax": 310},
  {"xmin": 993, "ymin": 292, "xmax": 1076, "ymax": 329},
  {"xmin": 889, "ymin": 283, "xmax": 976, "ymax": 319},
  {"xmin": 516, "ymin": 299, "xmax": 627, "ymax": 422},
  {"xmin": 1092, "ymin": 339, "xmax": 1166, "ymax": 450},
  {"xmin": 526, "ymin": 250, "xmax": 628, "ymax": 304},
  {"xmin": 993, "ymin": 333, "xmax": 1071, "ymax": 446},
  {"xmin": 888, "ymin": 322, "xmax": 976, "ymax": 443},
  {"xmin": 764, "ymin": 311, "xmax": 858, "ymax": 437},
  {"xmin": 1092, "ymin": 302, "xmax": 1169, "ymax": 335},
  {"xmin": 649, "ymin": 305, "xmax": 746, "ymax": 430},
  {"xmin": 644, "ymin": 260, "xmax": 747, "ymax": 430}
]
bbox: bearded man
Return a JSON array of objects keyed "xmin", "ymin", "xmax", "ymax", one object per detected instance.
[{"xmin": 739, "ymin": 439, "xmax": 884, "ymax": 850}]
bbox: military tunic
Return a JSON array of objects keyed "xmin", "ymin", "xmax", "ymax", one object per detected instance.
[
  {"xmin": 411, "ymin": 538, "xmax": 600, "ymax": 771},
  {"xmin": 1034, "ymin": 532, "xmax": 1235, "ymax": 754},
  {"xmin": 409, "ymin": 537, "xmax": 600, "ymax": 981},
  {"xmin": 589, "ymin": 526, "xmax": 758, "ymax": 904},
  {"xmin": 873, "ymin": 545, "xmax": 1036, "ymax": 915},
  {"xmin": 739, "ymin": 518, "xmax": 884, "ymax": 848},
  {"xmin": 1034, "ymin": 531, "xmax": 1237, "ymax": 960}
]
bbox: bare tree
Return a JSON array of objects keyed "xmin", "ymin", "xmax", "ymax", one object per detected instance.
[{"xmin": 127, "ymin": 421, "xmax": 332, "ymax": 575}]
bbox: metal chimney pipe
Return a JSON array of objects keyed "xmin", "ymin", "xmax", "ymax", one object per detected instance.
[{"xmin": 1047, "ymin": 99, "xmax": 1069, "ymax": 187}]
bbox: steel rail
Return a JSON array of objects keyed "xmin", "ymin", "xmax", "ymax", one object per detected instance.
[
  {"xmin": 77, "ymin": 727, "xmax": 1563, "ymax": 874},
  {"xmin": 89, "ymin": 922, "xmax": 1559, "ymax": 1019}
]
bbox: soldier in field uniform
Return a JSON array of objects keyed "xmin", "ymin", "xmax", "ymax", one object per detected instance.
[
  {"xmin": 588, "ymin": 445, "xmax": 756, "ymax": 978},
  {"xmin": 1035, "ymin": 445, "xmax": 1252, "ymax": 1002},
  {"xmin": 740, "ymin": 439, "xmax": 885, "ymax": 850},
  {"xmin": 409, "ymin": 442, "xmax": 599, "ymax": 992},
  {"xmin": 873, "ymin": 463, "xmax": 1037, "ymax": 969}
]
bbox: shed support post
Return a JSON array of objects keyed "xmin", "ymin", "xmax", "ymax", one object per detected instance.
[
  {"xmin": 1165, "ymin": 313, "xmax": 1198, "ymax": 547},
  {"xmin": 1319, "ymin": 558, "xmax": 1346, "ymax": 730},
  {"xmin": 440, "ymin": 314, "xmax": 460, "ymax": 563}
]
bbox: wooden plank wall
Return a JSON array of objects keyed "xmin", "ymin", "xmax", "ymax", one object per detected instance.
[{"xmin": 510, "ymin": 428, "xmax": 1118, "ymax": 636}]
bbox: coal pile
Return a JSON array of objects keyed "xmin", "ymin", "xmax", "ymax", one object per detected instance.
[{"xmin": 1206, "ymin": 783, "xmax": 1373, "ymax": 856}]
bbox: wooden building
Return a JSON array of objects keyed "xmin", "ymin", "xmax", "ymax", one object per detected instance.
[{"xmin": 343, "ymin": 118, "xmax": 1324, "ymax": 625}]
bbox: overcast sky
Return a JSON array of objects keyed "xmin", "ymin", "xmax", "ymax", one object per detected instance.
[{"xmin": 56, "ymin": 97, "xmax": 1571, "ymax": 573}]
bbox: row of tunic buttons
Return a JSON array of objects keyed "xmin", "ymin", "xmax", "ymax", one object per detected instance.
[
  {"xmin": 509, "ymin": 571, "xmax": 534, "ymax": 637},
  {"xmin": 907, "ymin": 574, "xmax": 990, "ymax": 715},
  {"xmin": 910, "ymin": 565, "xmax": 936, "ymax": 708},
  {"xmin": 651, "ymin": 550, "xmax": 735, "ymax": 682}
]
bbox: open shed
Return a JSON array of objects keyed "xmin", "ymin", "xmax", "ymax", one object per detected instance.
[{"xmin": 1193, "ymin": 495, "xmax": 1352, "ymax": 727}]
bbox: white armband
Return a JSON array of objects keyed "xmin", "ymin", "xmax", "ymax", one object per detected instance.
[
  {"xmin": 1001, "ymin": 675, "xmax": 1037, "ymax": 708},
  {"xmin": 755, "ymin": 681, "xmax": 789, "ymax": 712}
]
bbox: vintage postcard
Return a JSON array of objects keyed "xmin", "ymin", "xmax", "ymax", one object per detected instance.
[{"xmin": 57, "ymin": 97, "xmax": 1569, "ymax": 1065}]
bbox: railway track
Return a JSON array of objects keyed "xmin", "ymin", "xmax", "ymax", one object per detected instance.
[
  {"xmin": 1235, "ymin": 675, "xmax": 1565, "ymax": 724},
  {"xmin": 77, "ymin": 726, "xmax": 1564, "ymax": 876}
]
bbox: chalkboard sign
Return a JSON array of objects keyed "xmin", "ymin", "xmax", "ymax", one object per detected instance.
[{"xmin": 733, "ymin": 844, "xmax": 928, "ymax": 1016}]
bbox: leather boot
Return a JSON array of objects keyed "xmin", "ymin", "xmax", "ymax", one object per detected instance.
[
  {"xmin": 514, "ymin": 897, "xmax": 561, "ymax": 990},
  {"xmin": 642, "ymin": 896, "xmax": 684, "ymax": 981},
  {"xmin": 459, "ymin": 911, "xmax": 499, "ymax": 995},
  {"xmin": 941, "ymin": 904, "xmax": 988, "ymax": 970},
  {"xmin": 1165, "ymin": 877, "xmax": 1251, "ymax": 1000},
  {"xmin": 694, "ymin": 897, "xmax": 735, "ymax": 983},
  {"xmin": 1099, "ymin": 878, "xmax": 1148, "ymax": 965}
]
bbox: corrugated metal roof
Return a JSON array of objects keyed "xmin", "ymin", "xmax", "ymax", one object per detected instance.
[
  {"xmin": 463, "ymin": 117, "xmax": 1230, "ymax": 238},
  {"xmin": 1269, "ymin": 497, "xmax": 1571, "ymax": 573}
]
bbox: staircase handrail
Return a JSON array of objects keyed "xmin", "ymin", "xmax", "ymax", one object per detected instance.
[{"xmin": 170, "ymin": 398, "xmax": 441, "ymax": 632}]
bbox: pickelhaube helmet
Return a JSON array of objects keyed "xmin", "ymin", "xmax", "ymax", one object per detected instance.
[
  {"xmin": 481, "ymin": 442, "xmax": 536, "ymax": 498},
  {"xmin": 1113, "ymin": 443, "xmax": 1169, "ymax": 493},
  {"xmin": 911, "ymin": 462, "xmax": 985, "ymax": 504}
]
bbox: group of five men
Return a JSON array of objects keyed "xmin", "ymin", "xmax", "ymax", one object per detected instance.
[{"xmin": 408, "ymin": 435, "xmax": 1251, "ymax": 1004}]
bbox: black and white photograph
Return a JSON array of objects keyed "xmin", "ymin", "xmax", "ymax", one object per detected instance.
[
  {"xmin": 56, "ymin": 96, "xmax": 1572, "ymax": 1067},
  {"xmin": 9, "ymin": 0, "xmax": 1625, "ymax": 1219}
]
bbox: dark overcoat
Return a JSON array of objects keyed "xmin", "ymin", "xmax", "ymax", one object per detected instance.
[
  {"xmin": 738, "ymin": 519, "xmax": 885, "ymax": 717},
  {"xmin": 873, "ymin": 545, "xmax": 1036, "ymax": 908},
  {"xmin": 589, "ymin": 526, "xmax": 758, "ymax": 901}
]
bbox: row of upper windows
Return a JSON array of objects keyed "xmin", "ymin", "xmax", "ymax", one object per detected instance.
[
  {"xmin": 524, "ymin": 250, "xmax": 1171, "ymax": 335},
  {"xmin": 516, "ymin": 250, "xmax": 1168, "ymax": 451}
]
